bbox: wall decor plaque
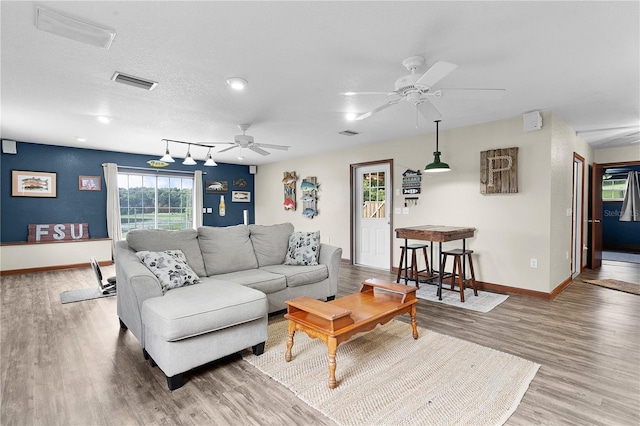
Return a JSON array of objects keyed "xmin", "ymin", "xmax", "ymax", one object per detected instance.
[
  {"xmin": 12, "ymin": 170, "xmax": 57, "ymax": 197},
  {"xmin": 480, "ymin": 147, "xmax": 518, "ymax": 194}
]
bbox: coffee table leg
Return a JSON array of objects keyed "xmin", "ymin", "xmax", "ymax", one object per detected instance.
[
  {"xmin": 328, "ymin": 337, "xmax": 337, "ymax": 389},
  {"xmin": 285, "ymin": 320, "xmax": 295, "ymax": 362},
  {"xmin": 410, "ymin": 304, "xmax": 418, "ymax": 339}
]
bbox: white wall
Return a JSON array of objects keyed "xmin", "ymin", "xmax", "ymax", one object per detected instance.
[
  {"xmin": 594, "ymin": 145, "xmax": 640, "ymax": 164},
  {"xmin": 255, "ymin": 112, "xmax": 592, "ymax": 294}
]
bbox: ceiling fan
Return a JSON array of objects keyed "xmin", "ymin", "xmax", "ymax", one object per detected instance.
[
  {"xmin": 342, "ymin": 56, "xmax": 505, "ymax": 122},
  {"xmin": 217, "ymin": 124, "xmax": 290, "ymax": 157}
]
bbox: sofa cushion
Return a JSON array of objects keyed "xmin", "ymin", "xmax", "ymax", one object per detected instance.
[
  {"xmin": 212, "ymin": 269, "xmax": 287, "ymax": 294},
  {"xmin": 136, "ymin": 249, "xmax": 200, "ymax": 293},
  {"xmin": 142, "ymin": 280, "xmax": 267, "ymax": 342},
  {"xmin": 284, "ymin": 231, "xmax": 320, "ymax": 266},
  {"xmin": 126, "ymin": 229, "xmax": 207, "ymax": 278},
  {"xmin": 260, "ymin": 264, "xmax": 328, "ymax": 288},
  {"xmin": 198, "ymin": 225, "xmax": 258, "ymax": 276},
  {"xmin": 249, "ymin": 223, "xmax": 294, "ymax": 267}
]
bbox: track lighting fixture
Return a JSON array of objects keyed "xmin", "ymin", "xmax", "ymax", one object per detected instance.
[
  {"xmin": 160, "ymin": 139, "xmax": 218, "ymax": 166},
  {"xmin": 160, "ymin": 140, "xmax": 175, "ymax": 162},
  {"xmin": 204, "ymin": 148, "xmax": 217, "ymax": 167},
  {"xmin": 182, "ymin": 144, "xmax": 197, "ymax": 165}
]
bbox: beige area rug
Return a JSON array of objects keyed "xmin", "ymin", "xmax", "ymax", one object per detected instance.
[
  {"xmin": 244, "ymin": 318, "xmax": 540, "ymax": 426},
  {"xmin": 582, "ymin": 279, "xmax": 640, "ymax": 295},
  {"xmin": 415, "ymin": 283, "xmax": 508, "ymax": 313}
]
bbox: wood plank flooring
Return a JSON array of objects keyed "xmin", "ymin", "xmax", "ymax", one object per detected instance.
[{"xmin": 1, "ymin": 261, "xmax": 639, "ymax": 425}]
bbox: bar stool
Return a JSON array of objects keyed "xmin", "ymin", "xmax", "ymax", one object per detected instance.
[
  {"xmin": 396, "ymin": 243, "xmax": 431, "ymax": 287},
  {"xmin": 439, "ymin": 249, "xmax": 477, "ymax": 302}
]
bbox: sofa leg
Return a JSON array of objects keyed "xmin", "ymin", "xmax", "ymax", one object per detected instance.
[
  {"xmin": 252, "ymin": 342, "xmax": 265, "ymax": 356},
  {"xmin": 142, "ymin": 349, "xmax": 150, "ymax": 360},
  {"xmin": 119, "ymin": 318, "xmax": 128, "ymax": 330},
  {"xmin": 327, "ymin": 295, "xmax": 336, "ymax": 301},
  {"xmin": 167, "ymin": 374, "xmax": 183, "ymax": 391}
]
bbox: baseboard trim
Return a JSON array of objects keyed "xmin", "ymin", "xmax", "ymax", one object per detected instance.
[
  {"xmin": 393, "ymin": 267, "xmax": 572, "ymax": 300},
  {"xmin": 0, "ymin": 261, "xmax": 113, "ymax": 276}
]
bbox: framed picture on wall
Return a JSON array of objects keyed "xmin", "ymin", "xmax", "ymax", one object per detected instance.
[
  {"xmin": 232, "ymin": 191, "xmax": 251, "ymax": 202},
  {"xmin": 79, "ymin": 176, "xmax": 101, "ymax": 191},
  {"xmin": 206, "ymin": 180, "xmax": 228, "ymax": 194},
  {"xmin": 11, "ymin": 170, "xmax": 57, "ymax": 197}
]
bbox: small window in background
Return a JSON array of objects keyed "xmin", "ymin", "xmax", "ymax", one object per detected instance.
[{"xmin": 602, "ymin": 176, "xmax": 627, "ymax": 201}]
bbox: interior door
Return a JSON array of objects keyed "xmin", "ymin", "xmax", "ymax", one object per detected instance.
[
  {"xmin": 589, "ymin": 163, "xmax": 604, "ymax": 269},
  {"xmin": 354, "ymin": 163, "xmax": 391, "ymax": 269},
  {"xmin": 572, "ymin": 154, "xmax": 585, "ymax": 277}
]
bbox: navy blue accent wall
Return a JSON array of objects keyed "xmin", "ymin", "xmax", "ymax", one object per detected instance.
[
  {"xmin": 1, "ymin": 141, "xmax": 254, "ymax": 242},
  {"xmin": 602, "ymin": 201, "xmax": 640, "ymax": 249}
]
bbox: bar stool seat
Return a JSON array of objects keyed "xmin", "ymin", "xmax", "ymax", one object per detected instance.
[
  {"xmin": 439, "ymin": 248, "xmax": 477, "ymax": 302},
  {"xmin": 396, "ymin": 243, "xmax": 431, "ymax": 287}
]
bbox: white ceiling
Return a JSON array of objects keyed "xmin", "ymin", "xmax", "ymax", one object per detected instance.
[{"xmin": 1, "ymin": 1, "xmax": 639, "ymax": 166}]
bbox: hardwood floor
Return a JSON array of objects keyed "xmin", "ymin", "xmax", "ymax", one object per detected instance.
[{"xmin": 1, "ymin": 261, "xmax": 639, "ymax": 425}]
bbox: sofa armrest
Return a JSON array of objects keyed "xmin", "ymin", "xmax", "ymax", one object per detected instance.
[
  {"xmin": 115, "ymin": 240, "xmax": 163, "ymax": 346},
  {"xmin": 318, "ymin": 243, "xmax": 342, "ymax": 297}
]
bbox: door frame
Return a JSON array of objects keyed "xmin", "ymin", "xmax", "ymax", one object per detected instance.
[
  {"xmin": 350, "ymin": 159, "xmax": 394, "ymax": 269},
  {"xmin": 572, "ymin": 153, "xmax": 585, "ymax": 277}
]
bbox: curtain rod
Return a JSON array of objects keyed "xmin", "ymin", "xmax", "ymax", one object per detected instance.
[{"xmin": 103, "ymin": 164, "xmax": 206, "ymax": 175}]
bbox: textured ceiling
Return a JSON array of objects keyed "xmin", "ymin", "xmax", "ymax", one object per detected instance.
[{"xmin": 1, "ymin": 1, "xmax": 638, "ymax": 166}]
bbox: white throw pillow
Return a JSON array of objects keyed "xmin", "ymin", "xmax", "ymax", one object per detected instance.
[
  {"xmin": 136, "ymin": 249, "xmax": 200, "ymax": 292},
  {"xmin": 284, "ymin": 231, "xmax": 320, "ymax": 266}
]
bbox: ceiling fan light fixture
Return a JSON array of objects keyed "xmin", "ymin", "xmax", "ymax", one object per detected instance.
[
  {"xmin": 226, "ymin": 77, "xmax": 248, "ymax": 90},
  {"xmin": 424, "ymin": 120, "xmax": 451, "ymax": 173},
  {"xmin": 345, "ymin": 112, "xmax": 357, "ymax": 121}
]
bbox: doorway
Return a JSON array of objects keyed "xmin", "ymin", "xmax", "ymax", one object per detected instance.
[
  {"xmin": 351, "ymin": 160, "xmax": 393, "ymax": 270},
  {"xmin": 572, "ymin": 154, "xmax": 585, "ymax": 278}
]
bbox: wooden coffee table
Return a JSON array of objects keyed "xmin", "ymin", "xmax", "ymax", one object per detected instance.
[{"xmin": 284, "ymin": 278, "xmax": 418, "ymax": 389}]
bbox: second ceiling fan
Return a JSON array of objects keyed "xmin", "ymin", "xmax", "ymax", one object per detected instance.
[
  {"xmin": 342, "ymin": 56, "xmax": 505, "ymax": 122},
  {"xmin": 217, "ymin": 124, "xmax": 289, "ymax": 157}
]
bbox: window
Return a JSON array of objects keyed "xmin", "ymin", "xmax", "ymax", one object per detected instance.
[
  {"xmin": 362, "ymin": 171, "xmax": 386, "ymax": 219},
  {"xmin": 602, "ymin": 176, "xmax": 627, "ymax": 201},
  {"xmin": 118, "ymin": 172, "xmax": 193, "ymax": 237}
]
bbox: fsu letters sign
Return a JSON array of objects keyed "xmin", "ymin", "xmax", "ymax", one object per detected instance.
[
  {"xmin": 28, "ymin": 223, "xmax": 89, "ymax": 242},
  {"xmin": 480, "ymin": 147, "xmax": 519, "ymax": 194}
]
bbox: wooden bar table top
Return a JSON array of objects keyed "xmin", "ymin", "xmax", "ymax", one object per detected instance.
[{"xmin": 395, "ymin": 225, "xmax": 476, "ymax": 242}]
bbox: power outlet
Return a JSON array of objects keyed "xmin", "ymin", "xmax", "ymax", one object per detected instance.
[{"xmin": 530, "ymin": 258, "xmax": 538, "ymax": 269}]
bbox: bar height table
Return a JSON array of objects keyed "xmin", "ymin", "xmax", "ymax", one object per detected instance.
[{"xmin": 395, "ymin": 225, "xmax": 476, "ymax": 300}]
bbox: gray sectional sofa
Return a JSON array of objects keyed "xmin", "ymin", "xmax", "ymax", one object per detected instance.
[{"xmin": 114, "ymin": 223, "xmax": 342, "ymax": 390}]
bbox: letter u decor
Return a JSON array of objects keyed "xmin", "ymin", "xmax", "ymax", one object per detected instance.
[{"xmin": 480, "ymin": 147, "xmax": 518, "ymax": 194}]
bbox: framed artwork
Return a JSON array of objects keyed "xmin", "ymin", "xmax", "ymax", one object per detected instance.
[
  {"xmin": 232, "ymin": 191, "xmax": 251, "ymax": 202},
  {"xmin": 480, "ymin": 147, "xmax": 519, "ymax": 194},
  {"xmin": 12, "ymin": 170, "xmax": 57, "ymax": 197},
  {"xmin": 206, "ymin": 180, "xmax": 228, "ymax": 194},
  {"xmin": 79, "ymin": 176, "xmax": 101, "ymax": 191}
]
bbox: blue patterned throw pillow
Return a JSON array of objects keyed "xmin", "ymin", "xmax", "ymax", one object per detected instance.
[
  {"xmin": 136, "ymin": 249, "xmax": 201, "ymax": 292},
  {"xmin": 284, "ymin": 231, "xmax": 320, "ymax": 266}
]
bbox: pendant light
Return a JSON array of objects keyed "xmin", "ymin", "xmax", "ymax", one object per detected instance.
[
  {"xmin": 204, "ymin": 148, "xmax": 217, "ymax": 166},
  {"xmin": 160, "ymin": 140, "xmax": 175, "ymax": 162},
  {"xmin": 424, "ymin": 120, "xmax": 450, "ymax": 173},
  {"xmin": 182, "ymin": 144, "xmax": 197, "ymax": 165}
]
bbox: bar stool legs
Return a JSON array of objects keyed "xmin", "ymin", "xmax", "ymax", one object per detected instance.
[
  {"xmin": 439, "ymin": 249, "xmax": 477, "ymax": 302},
  {"xmin": 396, "ymin": 244, "xmax": 430, "ymax": 287}
]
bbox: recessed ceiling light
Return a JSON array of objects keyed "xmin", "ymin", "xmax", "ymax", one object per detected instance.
[
  {"xmin": 97, "ymin": 116, "xmax": 111, "ymax": 124},
  {"xmin": 226, "ymin": 77, "xmax": 248, "ymax": 90},
  {"xmin": 76, "ymin": 137, "xmax": 87, "ymax": 142},
  {"xmin": 345, "ymin": 112, "xmax": 357, "ymax": 121}
]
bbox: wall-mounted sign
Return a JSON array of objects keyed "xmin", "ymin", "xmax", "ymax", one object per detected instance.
[
  {"xmin": 402, "ymin": 169, "xmax": 422, "ymax": 195},
  {"xmin": 480, "ymin": 147, "xmax": 519, "ymax": 194},
  {"xmin": 28, "ymin": 223, "xmax": 89, "ymax": 242}
]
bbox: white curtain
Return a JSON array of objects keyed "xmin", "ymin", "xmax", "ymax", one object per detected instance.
[
  {"xmin": 102, "ymin": 163, "xmax": 123, "ymax": 252},
  {"xmin": 193, "ymin": 170, "xmax": 203, "ymax": 228},
  {"xmin": 620, "ymin": 171, "xmax": 640, "ymax": 222}
]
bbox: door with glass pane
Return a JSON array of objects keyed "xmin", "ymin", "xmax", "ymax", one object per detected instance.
[{"xmin": 354, "ymin": 163, "xmax": 391, "ymax": 269}]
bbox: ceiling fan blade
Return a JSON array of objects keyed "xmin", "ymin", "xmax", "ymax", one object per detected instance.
[
  {"xmin": 340, "ymin": 91, "xmax": 397, "ymax": 96},
  {"xmin": 256, "ymin": 143, "xmax": 289, "ymax": 151},
  {"xmin": 218, "ymin": 145, "xmax": 239, "ymax": 153},
  {"xmin": 249, "ymin": 145, "xmax": 270, "ymax": 156},
  {"xmin": 415, "ymin": 61, "xmax": 458, "ymax": 88},
  {"xmin": 416, "ymin": 100, "xmax": 442, "ymax": 121},
  {"xmin": 438, "ymin": 88, "xmax": 506, "ymax": 100},
  {"xmin": 354, "ymin": 99, "xmax": 402, "ymax": 120}
]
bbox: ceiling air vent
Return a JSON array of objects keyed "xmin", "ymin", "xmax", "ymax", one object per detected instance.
[
  {"xmin": 111, "ymin": 72, "xmax": 158, "ymax": 91},
  {"xmin": 339, "ymin": 130, "xmax": 360, "ymax": 136}
]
